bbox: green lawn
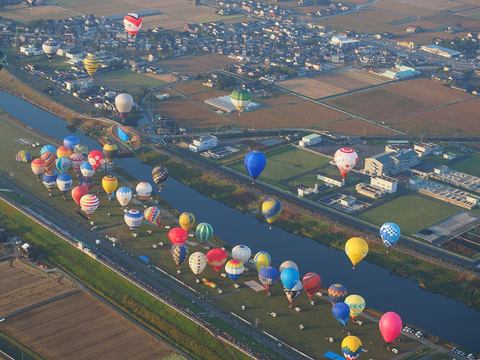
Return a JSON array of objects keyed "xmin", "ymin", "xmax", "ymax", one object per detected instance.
[
  {"xmin": 231, "ymin": 146, "xmax": 331, "ymax": 186},
  {"xmin": 360, "ymin": 193, "xmax": 460, "ymax": 235},
  {"xmin": 95, "ymin": 70, "xmax": 164, "ymax": 97},
  {"xmin": 452, "ymin": 155, "xmax": 480, "ymax": 177}
]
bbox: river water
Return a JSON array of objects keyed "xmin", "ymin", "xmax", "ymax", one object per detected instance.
[{"xmin": 0, "ymin": 91, "xmax": 478, "ymax": 351}]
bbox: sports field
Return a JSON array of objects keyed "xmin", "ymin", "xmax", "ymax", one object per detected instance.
[
  {"xmin": 452, "ymin": 156, "xmax": 480, "ymax": 177},
  {"xmin": 94, "ymin": 70, "xmax": 164, "ymax": 97},
  {"xmin": 230, "ymin": 146, "xmax": 332, "ymax": 186},
  {"xmin": 277, "ymin": 69, "xmax": 388, "ymax": 99},
  {"xmin": 360, "ymin": 193, "xmax": 461, "ymax": 235},
  {"xmin": 326, "ymin": 79, "xmax": 480, "ymax": 136}
]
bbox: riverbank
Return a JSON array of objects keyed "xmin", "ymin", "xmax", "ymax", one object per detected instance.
[{"xmin": 137, "ymin": 148, "xmax": 480, "ymax": 311}]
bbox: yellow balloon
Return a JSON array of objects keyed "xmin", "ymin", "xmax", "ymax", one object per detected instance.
[
  {"xmin": 179, "ymin": 212, "xmax": 196, "ymax": 231},
  {"xmin": 345, "ymin": 294, "xmax": 366, "ymax": 319},
  {"xmin": 345, "ymin": 237, "xmax": 368, "ymax": 267},
  {"xmin": 341, "ymin": 335, "xmax": 362, "ymax": 359},
  {"xmin": 102, "ymin": 175, "xmax": 118, "ymax": 195}
]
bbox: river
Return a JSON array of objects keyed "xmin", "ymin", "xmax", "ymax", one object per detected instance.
[{"xmin": 0, "ymin": 91, "xmax": 479, "ymax": 352}]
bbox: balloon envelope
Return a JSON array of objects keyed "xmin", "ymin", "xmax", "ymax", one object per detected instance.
[
  {"xmin": 345, "ymin": 237, "xmax": 369, "ymax": 267},
  {"xmin": 80, "ymin": 161, "xmax": 95, "ymax": 178},
  {"xmin": 244, "ymin": 151, "xmax": 266, "ymax": 180},
  {"xmin": 195, "ymin": 222, "xmax": 213, "ymax": 243},
  {"xmin": 232, "ymin": 245, "xmax": 251, "ymax": 264},
  {"xmin": 116, "ymin": 186, "xmax": 132, "ymax": 207},
  {"xmin": 332, "ymin": 302, "xmax": 350, "ymax": 326},
  {"xmin": 229, "ymin": 89, "xmax": 252, "ymax": 113},
  {"xmin": 302, "ymin": 272, "xmax": 321, "ymax": 299},
  {"xmin": 345, "ymin": 295, "xmax": 366, "ymax": 319},
  {"xmin": 40, "ymin": 144, "xmax": 56, "ymax": 156},
  {"xmin": 55, "ymin": 157, "xmax": 71, "ymax": 173},
  {"xmin": 136, "ymin": 181, "xmax": 152, "ymax": 201},
  {"xmin": 334, "ymin": 147, "xmax": 358, "ymax": 178},
  {"xmin": 171, "ymin": 244, "xmax": 188, "ymax": 267},
  {"xmin": 124, "ymin": 209, "xmax": 143, "ymax": 230},
  {"xmin": 88, "ymin": 150, "xmax": 103, "ymax": 170},
  {"xmin": 80, "ymin": 194, "xmax": 99, "ymax": 216},
  {"xmin": 253, "ymin": 251, "xmax": 271, "ymax": 272},
  {"xmin": 152, "ymin": 166, "xmax": 168, "ymax": 190},
  {"xmin": 280, "ymin": 267, "xmax": 299, "ymax": 290},
  {"xmin": 279, "ymin": 260, "xmax": 298, "ymax": 273},
  {"xmin": 56, "ymin": 173, "xmax": 73, "ymax": 192},
  {"xmin": 71, "ymin": 185, "xmax": 89, "ymax": 206},
  {"xmin": 379, "ymin": 312, "xmax": 402, "ymax": 343},
  {"xmin": 124, "ymin": 13, "xmax": 143, "ymax": 36},
  {"xmin": 189, "ymin": 252, "xmax": 207, "ymax": 275},
  {"xmin": 168, "ymin": 227, "xmax": 188, "ymax": 245},
  {"xmin": 328, "ymin": 284, "xmax": 348, "ymax": 303},
  {"xmin": 225, "ymin": 259, "xmax": 245, "ymax": 282},
  {"xmin": 179, "ymin": 212, "xmax": 196, "ymax": 231},
  {"xmin": 101, "ymin": 175, "xmax": 118, "ymax": 195},
  {"xmin": 261, "ymin": 198, "xmax": 282, "ymax": 225},
  {"xmin": 31, "ymin": 158, "xmax": 46, "ymax": 176},
  {"xmin": 115, "ymin": 93, "xmax": 134, "ymax": 117},
  {"xmin": 206, "ymin": 248, "xmax": 228, "ymax": 272},
  {"xmin": 144, "ymin": 206, "xmax": 161, "ymax": 226},
  {"xmin": 63, "ymin": 135, "xmax": 80, "ymax": 150},
  {"xmin": 342, "ymin": 336, "xmax": 363, "ymax": 360},
  {"xmin": 83, "ymin": 53, "xmax": 100, "ymax": 77},
  {"xmin": 380, "ymin": 222, "xmax": 401, "ymax": 248},
  {"xmin": 258, "ymin": 266, "xmax": 280, "ymax": 292}
]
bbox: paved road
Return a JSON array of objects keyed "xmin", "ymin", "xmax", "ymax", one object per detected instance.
[{"xmin": 0, "ymin": 175, "xmax": 303, "ymax": 360}]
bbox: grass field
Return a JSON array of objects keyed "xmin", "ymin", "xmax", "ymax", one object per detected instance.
[
  {"xmin": 95, "ymin": 70, "xmax": 164, "ymax": 97},
  {"xmin": 452, "ymin": 155, "xmax": 480, "ymax": 177},
  {"xmin": 159, "ymin": 54, "xmax": 237, "ymax": 76},
  {"xmin": 230, "ymin": 146, "xmax": 332, "ymax": 187},
  {"xmin": 360, "ymin": 193, "xmax": 461, "ymax": 235}
]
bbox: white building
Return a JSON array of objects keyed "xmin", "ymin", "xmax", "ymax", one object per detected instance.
[
  {"xmin": 414, "ymin": 142, "xmax": 443, "ymax": 157},
  {"xmin": 330, "ymin": 35, "xmax": 359, "ymax": 47},
  {"xmin": 318, "ymin": 174, "xmax": 345, "ymax": 187},
  {"xmin": 340, "ymin": 195, "xmax": 356, "ymax": 207},
  {"xmin": 189, "ymin": 135, "xmax": 218, "ymax": 153},
  {"xmin": 299, "ymin": 134, "xmax": 322, "ymax": 147},
  {"xmin": 19, "ymin": 45, "xmax": 43, "ymax": 56},
  {"xmin": 371, "ymin": 176, "xmax": 398, "ymax": 194}
]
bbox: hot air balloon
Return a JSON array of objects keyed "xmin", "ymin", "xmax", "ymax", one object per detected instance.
[
  {"xmin": 328, "ymin": 284, "xmax": 348, "ymax": 303},
  {"xmin": 229, "ymin": 89, "xmax": 252, "ymax": 113},
  {"xmin": 244, "ymin": 151, "xmax": 266, "ymax": 182},
  {"xmin": 302, "ymin": 272, "xmax": 321, "ymax": 300},
  {"xmin": 179, "ymin": 212, "xmax": 196, "ymax": 231},
  {"xmin": 284, "ymin": 281, "xmax": 303, "ymax": 307},
  {"xmin": 342, "ymin": 336, "xmax": 363, "ymax": 360},
  {"xmin": 80, "ymin": 194, "xmax": 99, "ymax": 218},
  {"xmin": 253, "ymin": 251, "xmax": 271, "ymax": 272},
  {"xmin": 124, "ymin": 13, "xmax": 143, "ymax": 37},
  {"xmin": 189, "ymin": 252, "xmax": 207, "ymax": 275},
  {"xmin": 102, "ymin": 142, "xmax": 118, "ymax": 162},
  {"xmin": 281, "ymin": 267, "xmax": 299, "ymax": 291},
  {"xmin": 41, "ymin": 152, "xmax": 56, "ymax": 172},
  {"xmin": 69, "ymin": 153, "xmax": 84, "ymax": 173},
  {"xmin": 168, "ymin": 227, "xmax": 188, "ymax": 245},
  {"xmin": 83, "ymin": 53, "xmax": 100, "ymax": 77},
  {"xmin": 55, "ymin": 157, "xmax": 71, "ymax": 173},
  {"xmin": 345, "ymin": 295, "xmax": 365, "ymax": 319},
  {"xmin": 88, "ymin": 149, "xmax": 103, "ymax": 171},
  {"xmin": 332, "ymin": 302, "xmax": 350, "ymax": 327},
  {"xmin": 40, "ymin": 144, "xmax": 56, "ymax": 156},
  {"xmin": 195, "ymin": 222, "xmax": 213, "ymax": 243},
  {"xmin": 71, "ymin": 185, "xmax": 89, "ymax": 206},
  {"xmin": 42, "ymin": 38, "xmax": 59, "ymax": 58},
  {"xmin": 116, "ymin": 186, "xmax": 132, "ymax": 207},
  {"xmin": 279, "ymin": 260, "xmax": 298, "ymax": 273},
  {"xmin": 31, "ymin": 158, "xmax": 46, "ymax": 177},
  {"xmin": 232, "ymin": 245, "xmax": 251, "ymax": 265},
  {"xmin": 101, "ymin": 175, "xmax": 118, "ymax": 199},
  {"xmin": 262, "ymin": 198, "xmax": 282, "ymax": 228},
  {"xmin": 334, "ymin": 147, "xmax": 358, "ymax": 179},
  {"xmin": 79, "ymin": 176, "xmax": 93, "ymax": 191},
  {"xmin": 74, "ymin": 144, "xmax": 89, "ymax": 158},
  {"xmin": 16, "ymin": 150, "xmax": 32, "ymax": 163},
  {"xmin": 63, "ymin": 135, "xmax": 79, "ymax": 151},
  {"xmin": 380, "ymin": 222, "xmax": 401, "ymax": 249},
  {"xmin": 379, "ymin": 312, "xmax": 402, "ymax": 343},
  {"xmin": 80, "ymin": 161, "xmax": 95, "ymax": 178},
  {"xmin": 171, "ymin": 244, "xmax": 188, "ymax": 268},
  {"xmin": 42, "ymin": 171, "xmax": 58, "ymax": 191},
  {"xmin": 115, "ymin": 93, "xmax": 134, "ymax": 118},
  {"xmin": 124, "ymin": 209, "xmax": 143, "ymax": 231},
  {"xmin": 56, "ymin": 173, "xmax": 73, "ymax": 196},
  {"xmin": 144, "ymin": 206, "xmax": 161, "ymax": 226},
  {"xmin": 206, "ymin": 248, "xmax": 228, "ymax": 272},
  {"xmin": 258, "ymin": 266, "xmax": 280, "ymax": 295},
  {"xmin": 345, "ymin": 237, "xmax": 368, "ymax": 268},
  {"xmin": 152, "ymin": 166, "xmax": 168, "ymax": 190},
  {"xmin": 56, "ymin": 145, "xmax": 72, "ymax": 159},
  {"xmin": 225, "ymin": 259, "xmax": 245, "ymax": 282},
  {"xmin": 136, "ymin": 181, "xmax": 152, "ymax": 201}
]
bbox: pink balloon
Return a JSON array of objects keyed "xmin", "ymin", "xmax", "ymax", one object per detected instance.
[{"xmin": 379, "ymin": 312, "xmax": 403, "ymax": 343}]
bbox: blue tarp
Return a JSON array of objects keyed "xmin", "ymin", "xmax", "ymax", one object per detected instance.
[
  {"xmin": 323, "ymin": 352, "xmax": 344, "ymax": 360},
  {"xmin": 138, "ymin": 255, "xmax": 150, "ymax": 264},
  {"xmin": 117, "ymin": 127, "xmax": 130, "ymax": 143}
]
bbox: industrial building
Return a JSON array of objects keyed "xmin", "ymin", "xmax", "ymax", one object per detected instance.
[
  {"xmin": 371, "ymin": 176, "xmax": 398, "ymax": 193},
  {"xmin": 414, "ymin": 142, "xmax": 443, "ymax": 157},
  {"xmin": 363, "ymin": 149, "xmax": 420, "ymax": 176},
  {"xmin": 204, "ymin": 96, "xmax": 259, "ymax": 113},
  {"xmin": 317, "ymin": 174, "xmax": 345, "ymax": 187},
  {"xmin": 431, "ymin": 166, "xmax": 480, "ymax": 194},
  {"xmin": 380, "ymin": 65, "xmax": 420, "ymax": 80},
  {"xmin": 420, "ymin": 44, "xmax": 461, "ymax": 59},
  {"xmin": 189, "ymin": 135, "xmax": 218, "ymax": 153},
  {"xmin": 330, "ymin": 35, "xmax": 359, "ymax": 47},
  {"xmin": 299, "ymin": 133, "xmax": 322, "ymax": 147}
]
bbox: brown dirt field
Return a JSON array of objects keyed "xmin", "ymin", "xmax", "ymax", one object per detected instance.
[
  {"xmin": 0, "ymin": 259, "xmax": 77, "ymax": 317},
  {"xmin": 278, "ymin": 70, "xmax": 388, "ymax": 99},
  {"xmin": 325, "ymin": 79, "xmax": 480, "ymax": 135},
  {"xmin": 2, "ymin": 292, "xmax": 172, "ymax": 360},
  {"xmin": 158, "ymin": 99, "xmax": 221, "ymax": 128},
  {"xmin": 159, "ymin": 54, "xmax": 237, "ymax": 76},
  {"xmin": 174, "ymin": 80, "xmax": 215, "ymax": 96}
]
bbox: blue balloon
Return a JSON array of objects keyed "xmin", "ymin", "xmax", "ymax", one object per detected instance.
[
  {"xmin": 42, "ymin": 171, "xmax": 58, "ymax": 189},
  {"xmin": 380, "ymin": 222, "xmax": 401, "ymax": 248},
  {"xmin": 280, "ymin": 267, "xmax": 299, "ymax": 290},
  {"xmin": 258, "ymin": 266, "xmax": 280, "ymax": 289},
  {"xmin": 332, "ymin": 302, "xmax": 350, "ymax": 326},
  {"xmin": 63, "ymin": 135, "xmax": 80, "ymax": 150},
  {"xmin": 244, "ymin": 151, "xmax": 266, "ymax": 180},
  {"xmin": 40, "ymin": 144, "xmax": 57, "ymax": 156}
]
